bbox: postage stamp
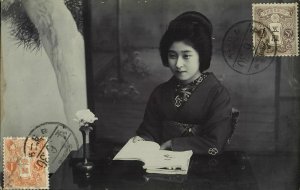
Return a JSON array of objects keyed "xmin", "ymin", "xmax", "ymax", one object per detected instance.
[
  {"xmin": 3, "ymin": 137, "xmax": 49, "ymax": 189},
  {"xmin": 252, "ymin": 3, "xmax": 299, "ymax": 56}
]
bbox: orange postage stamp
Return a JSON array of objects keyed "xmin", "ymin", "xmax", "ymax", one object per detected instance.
[
  {"xmin": 3, "ymin": 137, "xmax": 49, "ymax": 189},
  {"xmin": 252, "ymin": 3, "xmax": 299, "ymax": 56}
]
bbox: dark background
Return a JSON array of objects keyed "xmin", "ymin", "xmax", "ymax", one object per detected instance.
[{"xmin": 85, "ymin": 0, "xmax": 300, "ymax": 154}]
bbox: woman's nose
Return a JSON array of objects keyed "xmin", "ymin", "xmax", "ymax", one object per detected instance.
[{"xmin": 175, "ymin": 57, "xmax": 184, "ymax": 69}]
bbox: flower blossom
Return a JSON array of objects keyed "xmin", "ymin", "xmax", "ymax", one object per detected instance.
[{"xmin": 74, "ymin": 109, "xmax": 98, "ymax": 126}]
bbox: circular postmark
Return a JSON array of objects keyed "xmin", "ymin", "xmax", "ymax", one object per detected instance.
[
  {"xmin": 222, "ymin": 20, "xmax": 277, "ymax": 75},
  {"xmin": 24, "ymin": 122, "xmax": 79, "ymax": 172}
]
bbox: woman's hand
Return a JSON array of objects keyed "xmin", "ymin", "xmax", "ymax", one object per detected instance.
[
  {"xmin": 132, "ymin": 136, "xmax": 145, "ymax": 143},
  {"xmin": 160, "ymin": 140, "xmax": 172, "ymax": 150}
]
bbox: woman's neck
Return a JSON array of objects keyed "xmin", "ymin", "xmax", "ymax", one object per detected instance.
[{"xmin": 179, "ymin": 72, "xmax": 202, "ymax": 85}]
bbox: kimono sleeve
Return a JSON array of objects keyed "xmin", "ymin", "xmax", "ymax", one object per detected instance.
[
  {"xmin": 136, "ymin": 87, "xmax": 163, "ymax": 143},
  {"xmin": 171, "ymin": 85, "xmax": 232, "ymax": 155}
]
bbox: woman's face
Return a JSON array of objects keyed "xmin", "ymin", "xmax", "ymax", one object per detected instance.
[{"xmin": 167, "ymin": 41, "xmax": 201, "ymax": 84}]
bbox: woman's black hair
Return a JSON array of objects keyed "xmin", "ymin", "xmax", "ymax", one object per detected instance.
[{"xmin": 159, "ymin": 11, "xmax": 213, "ymax": 72}]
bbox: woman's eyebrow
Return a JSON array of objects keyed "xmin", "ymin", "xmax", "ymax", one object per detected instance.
[
  {"xmin": 168, "ymin": 50, "xmax": 192, "ymax": 53},
  {"xmin": 181, "ymin": 50, "xmax": 193, "ymax": 53}
]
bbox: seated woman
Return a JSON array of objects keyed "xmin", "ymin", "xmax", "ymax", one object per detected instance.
[{"xmin": 135, "ymin": 11, "xmax": 232, "ymax": 155}]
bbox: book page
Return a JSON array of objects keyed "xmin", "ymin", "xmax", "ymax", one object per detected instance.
[
  {"xmin": 113, "ymin": 138, "xmax": 160, "ymax": 162},
  {"xmin": 143, "ymin": 150, "xmax": 193, "ymax": 171},
  {"xmin": 145, "ymin": 168, "xmax": 189, "ymax": 175},
  {"xmin": 113, "ymin": 138, "xmax": 193, "ymax": 174}
]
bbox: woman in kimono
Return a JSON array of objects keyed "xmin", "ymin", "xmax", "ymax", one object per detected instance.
[{"xmin": 135, "ymin": 11, "xmax": 232, "ymax": 155}]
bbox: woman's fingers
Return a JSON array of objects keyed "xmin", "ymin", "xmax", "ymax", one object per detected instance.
[{"xmin": 132, "ymin": 136, "xmax": 145, "ymax": 143}]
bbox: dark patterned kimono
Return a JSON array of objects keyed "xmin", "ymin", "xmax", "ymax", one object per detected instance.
[{"xmin": 136, "ymin": 72, "xmax": 232, "ymax": 155}]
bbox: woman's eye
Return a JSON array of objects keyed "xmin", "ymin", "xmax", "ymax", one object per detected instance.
[
  {"xmin": 168, "ymin": 54, "xmax": 177, "ymax": 59},
  {"xmin": 183, "ymin": 54, "xmax": 191, "ymax": 59}
]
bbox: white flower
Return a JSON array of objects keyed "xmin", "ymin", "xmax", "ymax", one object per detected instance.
[{"xmin": 74, "ymin": 109, "xmax": 98, "ymax": 126}]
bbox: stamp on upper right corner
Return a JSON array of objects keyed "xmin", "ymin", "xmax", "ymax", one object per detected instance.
[{"xmin": 252, "ymin": 3, "xmax": 299, "ymax": 56}]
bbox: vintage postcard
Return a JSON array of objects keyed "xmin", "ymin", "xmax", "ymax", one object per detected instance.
[
  {"xmin": 252, "ymin": 3, "xmax": 299, "ymax": 56},
  {"xmin": 1, "ymin": 0, "xmax": 299, "ymax": 189},
  {"xmin": 3, "ymin": 137, "xmax": 49, "ymax": 189}
]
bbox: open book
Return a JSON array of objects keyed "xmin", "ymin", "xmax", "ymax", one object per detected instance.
[{"xmin": 113, "ymin": 138, "xmax": 193, "ymax": 174}]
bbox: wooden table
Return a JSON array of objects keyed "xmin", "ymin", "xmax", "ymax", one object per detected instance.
[{"xmin": 50, "ymin": 142, "xmax": 259, "ymax": 190}]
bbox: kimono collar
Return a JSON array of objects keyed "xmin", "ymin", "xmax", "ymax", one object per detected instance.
[{"xmin": 174, "ymin": 73, "xmax": 208, "ymax": 108}]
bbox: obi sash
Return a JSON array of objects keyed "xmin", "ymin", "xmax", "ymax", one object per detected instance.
[{"xmin": 162, "ymin": 120, "xmax": 202, "ymax": 142}]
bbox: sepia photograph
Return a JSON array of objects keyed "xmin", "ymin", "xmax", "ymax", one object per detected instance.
[{"xmin": 1, "ymin": 0, "xmax": 299, "ymax": 189}]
